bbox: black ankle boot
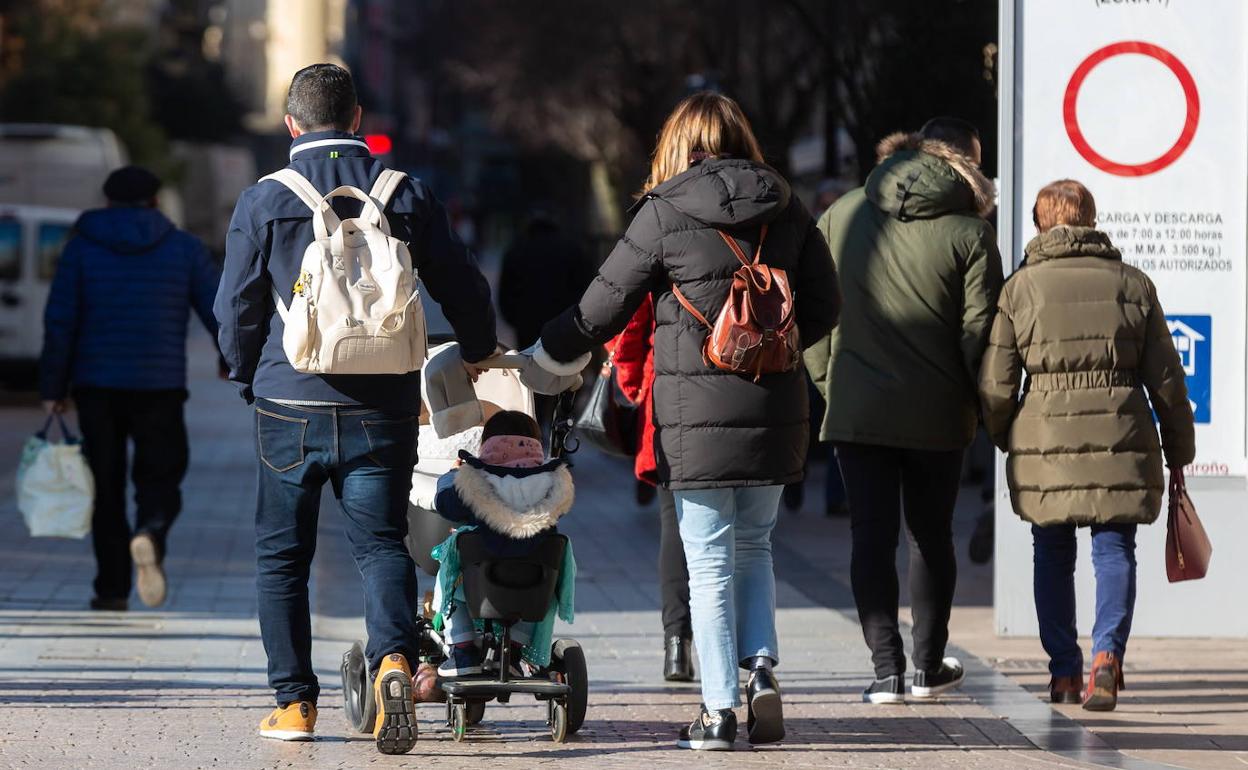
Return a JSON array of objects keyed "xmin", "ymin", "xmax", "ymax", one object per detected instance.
[{"xmin": 664, "ymin": 636, "xmax": 694, "ymax": 682}]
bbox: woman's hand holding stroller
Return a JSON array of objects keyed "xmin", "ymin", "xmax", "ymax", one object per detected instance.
[{"xmin": 518, "ymin": 340, "xmax": 587, "ymax": 395}]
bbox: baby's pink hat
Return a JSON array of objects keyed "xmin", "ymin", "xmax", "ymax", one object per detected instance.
[{"xmin": 477, "ymin": 435, "xmax": 546, "ymax": 469}]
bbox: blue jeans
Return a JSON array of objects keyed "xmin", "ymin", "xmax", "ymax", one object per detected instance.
[
  {"xmin": 674, "ymin": 485, "xmax": 782, "ymax": 710},
  {"xmin": 1032, "ymin": 523, "xmax": 1137, "ymax": 678},
  {"xmin": 254, "ymin": 399, "xmax": 420, "ymax": 706}
]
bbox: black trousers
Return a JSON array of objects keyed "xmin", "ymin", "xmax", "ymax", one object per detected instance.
[
  {"xmin": 657, "ymin": 487, "xmax": 692, "ymax": 639},
  {"xmin": 75, "ymin": 388, "xmax": 189, "ymax": 601},
  {"xmin": 836, "ymin": 442, "xmax": 963, "ymax": 678}
]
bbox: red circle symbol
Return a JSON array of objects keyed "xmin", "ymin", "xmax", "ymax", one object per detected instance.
[{"xmin": 1063, "ymin": 41, "xmax": 1200, "ymax": 177}]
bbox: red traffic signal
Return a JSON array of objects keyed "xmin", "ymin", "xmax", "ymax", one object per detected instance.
[{"xmin": 364, "ymin": 134, "xmax": 393, "ymax": 155}]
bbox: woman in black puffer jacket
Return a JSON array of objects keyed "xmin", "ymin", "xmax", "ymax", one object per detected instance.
[{"xmin": 534, "ymin": 92, "xmax": 840, "ymax": 750}]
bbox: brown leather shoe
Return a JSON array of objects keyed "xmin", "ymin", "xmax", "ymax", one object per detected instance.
[
  {"xmin": 1050, "ymin": 674, "xmax": 1083, "ymax": 704},
  {"xmin": 1082, "ymin": 651, "xmax": 1123, "ymax": 711},
  {"xmin": 413, "ymin": 661, "xmax": 445, "ymax": 703}
]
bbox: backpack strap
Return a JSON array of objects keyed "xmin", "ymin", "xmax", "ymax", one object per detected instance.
[
  {"xmin": 716, "ymin": 224, "xmax": 769, "ymax": 267},
  {"xmin": 260, "ymin": 168, "xmax": 323, "ymax": 212},
  {"xmin": 260, "ymin": 169, "xmax": 320, "ymax": 321},
  {"xmin": 671, "ymin": 284, "xmax": 713, "ymax": 330},
  {"xmin": 270, "ymin": 286, "xmax": 290, "ymax": 322},
  {"xmin": 368, "ymin": 169, "xmax": 407, "ymax": 208},
  {"xmin": 674, "ymin": 224, "xmax": 771, "ymax": 328}
]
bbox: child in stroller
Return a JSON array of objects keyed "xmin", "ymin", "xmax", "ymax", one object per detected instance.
[
  {"xmin": 432, "ymin": 409, "xmax": 574, "ymax": 678},
  {"xmin": 339, "ymin": 345, "xmax": 586, "ymax": 743}
]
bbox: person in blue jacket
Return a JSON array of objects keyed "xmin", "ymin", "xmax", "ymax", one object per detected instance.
[
  {"xmin": 215, "ymin": 63, "xmax": 497, "ymax": 753},
  {"xmin": 39, "ymin": 165, "xmax": 221, "ymax": 613}
]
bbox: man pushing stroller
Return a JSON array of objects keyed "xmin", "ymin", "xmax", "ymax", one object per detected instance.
[{"xmin": 217, "ymin": 63, "xmax": 497, "ymax": 754}]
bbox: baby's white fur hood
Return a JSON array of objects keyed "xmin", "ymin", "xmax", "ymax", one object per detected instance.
[{"xmin": 453, "ymin": 464, "xmax": 574, "ymax": 539}]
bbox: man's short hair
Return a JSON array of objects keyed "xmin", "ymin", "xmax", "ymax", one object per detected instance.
[
  {"xmin": 920, "ymin": 117, "xmax": 980, "ymax": 158},
  {"xmin": 286, "ymin": 63, "xmax": 358, "ymax": 131}
]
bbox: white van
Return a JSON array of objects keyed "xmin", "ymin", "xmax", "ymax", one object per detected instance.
[
  {"xmin": 0, "ymin": 206, "xmax": 78, "ymax": 385},
  {"xmin": 0, "ymin": 124, "xmax": 125, "ymax": 210}
]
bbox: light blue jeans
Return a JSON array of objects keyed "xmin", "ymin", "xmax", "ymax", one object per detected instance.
[{"xmin": 674, "ymin": 485, "xmax": 783, "ymax": 710}]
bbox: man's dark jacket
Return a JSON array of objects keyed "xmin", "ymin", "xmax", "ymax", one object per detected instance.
[
  {"xmin": 215, "ymin": 131, "xmax": 497, "ymax": 413},
  {"xmin": 40, "ymin": 207, "xmax": 220, "ymax": 400}
]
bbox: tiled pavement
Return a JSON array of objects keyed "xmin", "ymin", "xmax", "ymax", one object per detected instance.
[{"xmin": 0, "ymin": 345, "xmax": 1238, "ymax": 769}]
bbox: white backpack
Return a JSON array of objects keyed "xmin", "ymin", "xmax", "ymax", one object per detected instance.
[{"xmin": 263, "ymin": 168, "xmax": 427, "ymax": 375}]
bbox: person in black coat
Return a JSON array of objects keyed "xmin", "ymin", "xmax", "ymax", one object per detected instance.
[
  {"xmin": 533, "ymin": 92, "xmax": 840, "ymax": 751},
  {"xmin": 499, "ymin": 208, "xmax": 595, "ymax": 350},
  {"xmin": 498, "ymin": 208, "xmax": 595, "ymax": 431}
]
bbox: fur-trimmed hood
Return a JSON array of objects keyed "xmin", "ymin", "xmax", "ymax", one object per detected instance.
[
  {"xmin": 452, "ymin": 462, "xmax": 574, "ymax": 539},
  {"xmin": 867, "ymin": 131, "xmax": 995, "ymax": 219}
]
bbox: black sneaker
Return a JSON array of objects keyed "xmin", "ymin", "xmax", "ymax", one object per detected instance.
[
  {"xmin": 911, "ymin": 657, "xmax": 965, "ymax": 700},
  {"xmin": 862, "ymin": 674, "xmax": 905, "ymax": 704},
  {"xmin": 676, "ymin": 705, "xmax": 736, "ymax": 751},
  {"xmin": 437, "ymin": 644, "xmax": 483, "ymax": 677},
  {"xmin": 745, "ymin": 668, "xmax": 784, "ymax": 744}
]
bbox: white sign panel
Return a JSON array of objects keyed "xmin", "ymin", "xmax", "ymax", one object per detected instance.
[{"xmin": 1014, "ymin": 0, "xmax": 1248, "ymax": 476}]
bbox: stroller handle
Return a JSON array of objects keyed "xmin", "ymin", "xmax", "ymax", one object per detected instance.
[{"xmin": 474, "ymin": 353, "xmax": 529, "ymax": 370}]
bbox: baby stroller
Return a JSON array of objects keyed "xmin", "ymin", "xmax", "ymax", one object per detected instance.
[{"xmin": 340, "ymin": 341, "xmax": 587, "ymax": 743}]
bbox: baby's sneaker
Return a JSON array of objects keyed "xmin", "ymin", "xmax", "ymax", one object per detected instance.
[{"xmin": 438, "ymin": 643, "xmax": 484, "ymax": 677}]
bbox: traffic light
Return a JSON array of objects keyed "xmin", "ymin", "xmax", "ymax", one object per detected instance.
[{"xmin": 365, "ymin": 134, "xmax": 393, "ymax": 155}]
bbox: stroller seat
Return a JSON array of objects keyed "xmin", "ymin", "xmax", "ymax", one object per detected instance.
[{"xmin": 458, "ymin": 531, "xmax": 568, "ymax": 625}]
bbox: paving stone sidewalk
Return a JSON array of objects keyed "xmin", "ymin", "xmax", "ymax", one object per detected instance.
[{"xmin": 0, "ymin": 350, "xmax": 1227, "ymax": 769}]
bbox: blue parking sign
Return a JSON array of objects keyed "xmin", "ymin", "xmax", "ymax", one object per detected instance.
[{"xmin": 1167, "ymin": 315, "xmax": 1211, "ymax": 424}]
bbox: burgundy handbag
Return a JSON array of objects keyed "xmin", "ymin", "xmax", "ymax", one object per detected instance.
[{"xmin": 1166, "ymin": 467, "xmax": 1212, "ymax": 582}]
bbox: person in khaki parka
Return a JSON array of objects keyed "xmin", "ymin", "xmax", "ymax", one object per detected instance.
[{"xmin": 979, "ymin": 180, "xmax": 1195, "ymax": 712}]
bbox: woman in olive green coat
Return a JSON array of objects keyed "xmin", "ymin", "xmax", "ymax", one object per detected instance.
[{"xmin": 979, "ymin": 180, "xmax": 1195, "ymax": 712}]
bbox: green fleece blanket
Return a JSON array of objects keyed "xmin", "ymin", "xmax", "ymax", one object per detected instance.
[{"xmin": 431, "ymin": 526, "xmax": 576, "ymax": 667}]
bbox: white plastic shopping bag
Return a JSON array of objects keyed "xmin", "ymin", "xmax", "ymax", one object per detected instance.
[{"xmin": 16, "ymin": 414, "xmax": 94, "ymax": 539}]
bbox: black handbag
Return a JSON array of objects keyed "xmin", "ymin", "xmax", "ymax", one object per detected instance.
[{"xmin": 574, "ymin": 356, "xmax": 639, "ymax": 458}]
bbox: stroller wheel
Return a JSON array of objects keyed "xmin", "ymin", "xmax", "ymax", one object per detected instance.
[
  {"xmin": 551, "ymin": 639, "xmax": 588, "ymax": 734},
  {"xmin": 340, "ymin": 640, "xmax": 376, "ymax": 734},
  {"xmin": 450, "ymin": 703, "xmax": 468, "ymax": 742},
  {"xmin": 466, "ymin": 700, "xmax": 486, "ymax": 726},
  {"xmin": 549, "ymin": 701, "xmax": 568, "ymax": 743}
]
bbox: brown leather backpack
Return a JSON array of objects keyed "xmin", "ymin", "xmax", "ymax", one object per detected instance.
[{"xmin": 671, "ymin": 225, "xmax": 800, "ymax": 380}]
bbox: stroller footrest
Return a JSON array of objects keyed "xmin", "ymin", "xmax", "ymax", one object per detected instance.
[{"xmin": 442, "ymin": 678, "xmax": 571, "ymax": 700}]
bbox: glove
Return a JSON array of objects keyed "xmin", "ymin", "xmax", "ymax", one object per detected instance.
[
  {"xmin": 528, "ymin": 339, "xmax": 591, "ymax": 376},
  {"xmin": 519, "ymin": 341, "xmax": 587, "ymax": 395}
]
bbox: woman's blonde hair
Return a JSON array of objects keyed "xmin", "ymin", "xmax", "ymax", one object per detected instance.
[
  {"xmin": 1033, "ymin": 179, "xmax": 1097, "ymax": 232},
  {"xmin": 642, "ymin": 92, "xmax": 765, "ymax": 194}
]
